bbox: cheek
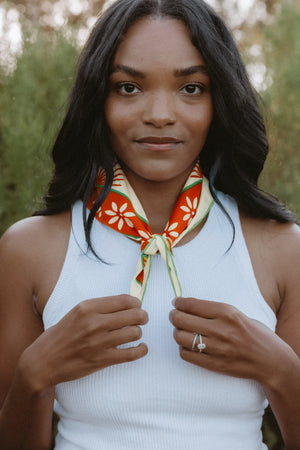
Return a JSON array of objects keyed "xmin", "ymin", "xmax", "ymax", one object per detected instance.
[
  {"xmin": 185, "ymin": 117, "xmax": 213, "ymax": 144},
  {"xmin": 192, "ymin": 103, "xmax": 213, "ymax": 136},
  {"xmin": 180, "ymin": 97, "xmax": 213, "ymax": 130},
  {"xmin": 105, "ymin": 100, "xmax": 118, "ymax": 134},
  {"xmin": 105, "ymin": 98, "xmax": 137, "ymax": 136},
  {"xmin": 105, "ymin": 99, "xmax": 126, "ymax": 136},
  {"xmin": 105, "ymin": 101, "xmax": 132, "ymax": 156}
]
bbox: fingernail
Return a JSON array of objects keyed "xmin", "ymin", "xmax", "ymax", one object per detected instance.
[{"xmin": 171, "ymin": 297, "xmax": 177, "ymax": 307}]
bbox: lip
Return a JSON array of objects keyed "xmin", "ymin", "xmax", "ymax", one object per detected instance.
[{"xmin": 134, "ymin": 136, "xmax": 182, "ymax": 151}]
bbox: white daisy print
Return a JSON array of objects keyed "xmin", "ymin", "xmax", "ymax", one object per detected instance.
[
  {"xmin": 105, "ymin": 202, "xmax": 135, "ymax": 230},
  {"xmin": 180, "ymin": 196, "xmax": 198, "ymax": 222}
]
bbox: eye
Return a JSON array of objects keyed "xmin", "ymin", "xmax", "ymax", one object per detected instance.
[
  {"xmin": 116, "ymin": 83, "xmax": 140, "ymax": 95},
  {"xmin": 181, "ymin": 83, "xmax": 205, "ymax": 95}
]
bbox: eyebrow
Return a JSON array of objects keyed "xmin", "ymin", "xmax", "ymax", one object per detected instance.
[
  {"xmin": 174, "ymin": 65, "xmax": 208, "ymax": 77},
  {"xmin": 111, "ymin": 64, "xmax": 146, "ymax": 78},
  {"xmin": 111, "ymin": 64, "xmax": 209, "ymax": 78}
]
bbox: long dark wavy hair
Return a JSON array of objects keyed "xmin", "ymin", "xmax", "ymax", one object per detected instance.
[{"xmin": 35, "ymin": 0, "xmax": 296, "ymax": 249}]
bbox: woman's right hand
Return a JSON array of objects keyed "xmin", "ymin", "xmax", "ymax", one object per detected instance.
[{"xmin": 19, "ymin": 295, "xmax": 148, "ymax": 393}]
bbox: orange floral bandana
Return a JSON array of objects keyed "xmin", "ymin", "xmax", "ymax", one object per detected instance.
[{"xmin": 88, "ymin": 163, "xmax": 214, "ymax": 301}]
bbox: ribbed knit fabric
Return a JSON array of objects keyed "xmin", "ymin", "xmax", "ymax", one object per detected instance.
[{"xmin": 43, "ymin": 192, "xmax": 276, "ymax": 450}]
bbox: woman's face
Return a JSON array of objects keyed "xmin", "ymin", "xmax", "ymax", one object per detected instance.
[{"xmin": 105, "ymin": 18, "xmax": 213, "ymax": 189}]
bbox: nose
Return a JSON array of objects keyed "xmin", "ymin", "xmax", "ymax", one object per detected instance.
[{"xmin": 142, "ymin": 92, "xmax": 176, "ymax": 127}]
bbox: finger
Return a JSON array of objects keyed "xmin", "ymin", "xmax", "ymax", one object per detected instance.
[
  {"xmin": 173, "ymin": 329, "xmax": 209, "ymax": 353},
  {"xmin": 113, "ymin": 343, "xmax": 148, "ymax": 363},
  {"xmin": 173, "ymin": 297, "xmax": 230, "ymax": 319},
  {"xmin": 179, "ymin": 347, "xmax": 234, "ymax": 376},
  {"xmin": 179, "ymin": 346, "xmax": 212, "ymax": 368},
  {"xmin": 169, "ymin": 309, "xmax": 211, "ymax": 334},
  {"xmin": 106, "ymin": 308, "xmax": 148, "ymax": 331},
  {"xmin": 80, "ymin": 295, "xmax": 142, "ymax": 314},
  {"xmin": 106, "ymin": 326, "xmax": 143, "ymax": 347}
]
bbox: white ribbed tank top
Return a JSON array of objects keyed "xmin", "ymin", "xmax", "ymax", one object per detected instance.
[{"xmin": 43, "ymin": 192, "xmax": 276, "ymax": 450}]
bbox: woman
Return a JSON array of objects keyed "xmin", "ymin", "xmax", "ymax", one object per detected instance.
[{"xmin": 0, "ymin": 0, "xmax": 299, "ymax": 448}]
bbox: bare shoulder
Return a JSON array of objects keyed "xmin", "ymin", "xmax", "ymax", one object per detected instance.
[
  {"xmin": 1, "ymin": 210, "xmax": 71, "ymax": 255},
  {"xmin": 240, "ymin": 213, "xmax": 300, "ymax": 354},
  {"xmin": 240, "ymin": 212, "xmax": 300, "ymax": 267},
  {"xmin": 0, "ymin": 210, "xmax": 71, "ymax": 312}
]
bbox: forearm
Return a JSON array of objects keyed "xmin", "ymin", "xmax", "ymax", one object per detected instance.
[
  {"xmin": 262, "ymin": 355, "xmax": 300, "ymax": 450},
  {"xmin": 0, "ymin": 357, "xmax": 54, "ymax": 450}
]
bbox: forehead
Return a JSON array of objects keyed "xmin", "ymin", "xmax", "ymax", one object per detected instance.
[{"xmin": 112, "ymin": 18, "xmax": 205, "ymax": 69}]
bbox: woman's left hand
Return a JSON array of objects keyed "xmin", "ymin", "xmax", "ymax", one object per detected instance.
[{"xmin": 169, "ymin": 296, "xmax": 296, "ymax": 385}]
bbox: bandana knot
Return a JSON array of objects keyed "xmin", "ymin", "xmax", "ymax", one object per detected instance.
[
  {"xmin": 142, "ymin": 234, "xmax": 171, "ymax": 256},
  {"xmin": 137, "ymin": 233, "xmax": 179, "ymax": 299},
  {"xmin": 88, "ymin": 163, "xmax": 214, "ymax": 302},
  {"xmin": 141, "ymin": 234, "xmax": 172, "ymax": 254}
]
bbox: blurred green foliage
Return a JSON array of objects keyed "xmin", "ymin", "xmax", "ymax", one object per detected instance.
[
  {"xmin": 0, "ymin": 28, "xmax": 78, "ymax": 233},
  {"xmin": 260, "ymin": 3, "xmax": 300, "ymax": 216}
]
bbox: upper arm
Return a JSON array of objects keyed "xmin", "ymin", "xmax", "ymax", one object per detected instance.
[
  {"xmin": 0, "ymin": 213, "xmax": 70, "ymax": 447},
  {"xmin": 241, "ymin": 213, "xmax": 300, "ymax": 358},
  {"xmin": 274, "ymin": 223, "xmax": 300, "ymax": 358},
  {"xmin": 0, "ymin": 219, "xmax": 47, "ymax": 407}
]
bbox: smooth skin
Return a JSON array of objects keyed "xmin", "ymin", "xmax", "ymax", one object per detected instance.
[{"xmin": 0, "ymin": 18, "xmax": 299, "ymax": 449}]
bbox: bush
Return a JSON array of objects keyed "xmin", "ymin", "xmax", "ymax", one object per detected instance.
[
  {"xmin": 260, "ymin": 3, "xmax": 300, "ymax": 217},
  {"xmin": 0, "ymin": 27, "xmax": 79, "ymax": 235}
]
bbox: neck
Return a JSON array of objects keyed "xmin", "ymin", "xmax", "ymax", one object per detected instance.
[{"xmin": 127, "ymin": 177, "xmax": 185, "ymax": 234}]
